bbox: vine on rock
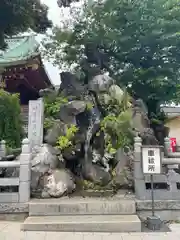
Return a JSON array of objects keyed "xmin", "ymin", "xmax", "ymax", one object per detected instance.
[
  {"xmin": 100, "ymin": 89, "xmax": 134, "ymax": 154},
  {"xmin": 44, "ymin": 93, "xmax": 68, "ymax": 118},
  {"xmin": 43, "ymin": 93, "xmax": 68, "ymax": 130}
]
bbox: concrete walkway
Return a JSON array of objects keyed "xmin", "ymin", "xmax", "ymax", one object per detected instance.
[{"xmin": 1, "ymin": 221, "xmax": 180, "ymax": 240}]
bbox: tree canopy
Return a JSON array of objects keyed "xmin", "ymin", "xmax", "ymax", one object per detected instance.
[
  {"xmin": 0, "ymin": 0, "xmax": 52, "ymax": 49},
  {"xmin": 45, "ymin": 0, "xmax": 180, "ymax": 116}
]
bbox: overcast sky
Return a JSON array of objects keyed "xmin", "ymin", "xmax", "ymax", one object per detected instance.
[
  {"xmin": 40, "ymin": 0, "xmax": 85, "ymax": 85},
  {"xmin": 40, "ymin": 0, "xmax": 61, "ymax": 85}
]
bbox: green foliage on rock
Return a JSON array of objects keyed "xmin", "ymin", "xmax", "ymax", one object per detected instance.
[
  {"xmin": 0, "ymin": 90, "xmax": 23, "ymax": 148},
  {"xmin": 44, "ymin": 94, "xmax": 68, "ymax": 119},
  {"xmin": 57, "ymin": 136, "xmax": 72, "ymax": 150},
  {"xmin": 44, "ymin": 117, "xmax": 55, "ymax": 130},
  {"xmin": 104, "ymin": 88, "xmax": 132, "ymax": 115},
  {"xmin": 101, "ymin": 110, "xmax": 133, "ymax": 152},
  {"xmin": 100, "ymin": 87, "xmax": 133, "ymax": 153},
  {"xmin": 86, "ymin": 102, "xmax": 94, "ymax": 111},
  {"xmin": 43, "ymin": 93, "xmax": 67, "ymax": 135},
  {"xmin": 56, "ymin": 124, "xmax": 78, "ymax": 150}
]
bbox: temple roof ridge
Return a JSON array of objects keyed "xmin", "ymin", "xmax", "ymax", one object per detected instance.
[{"xmin": 0, "ymin": 35, "xmax": 40, "ymax": 66}]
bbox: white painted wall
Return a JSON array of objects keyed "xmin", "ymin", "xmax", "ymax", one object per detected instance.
[{"xmin": 165, "ymin": 117, "xmax": 180, "ymax": 145}]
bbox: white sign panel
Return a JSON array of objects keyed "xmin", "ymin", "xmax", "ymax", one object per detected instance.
[
  {"xmin": 28, "ymin": 98, "xmax": 44, "ymax": 149},
  {"xmin": 142, "ymin": 146, "xmax": 162, "ymax": 174}
]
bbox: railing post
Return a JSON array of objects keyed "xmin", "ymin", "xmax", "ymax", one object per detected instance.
[
  {"xmin": 134, "ymin": 136, "xmax": 146, "ymax": 199},
  {"xmin": 19, "ymin": 138, "xmax": 32, "ymax": 203},
  {"xmin": 0, "ymin": 140, "xmax": 6, "ymax": 159},
  {"xmin": 164, "ymin": 137, "xmax": 171, "ymax": 156}
]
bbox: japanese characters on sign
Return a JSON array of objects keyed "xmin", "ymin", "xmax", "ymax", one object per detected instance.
[
  {"xmin": 28, "ymin": 98, "xmax": 44, "ymax": 149},
  {"xmin": 142, "ymin": 146, "xmax": 161, "ymax": 174}
]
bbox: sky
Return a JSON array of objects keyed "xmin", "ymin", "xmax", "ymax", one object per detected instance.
[
  {"xmin": 40, "ymin": 0, "xmax": 62, "ymax": 85},
  {"xmin": 40, "ymin": 0, "xmax": 84, "ymax": 85}
]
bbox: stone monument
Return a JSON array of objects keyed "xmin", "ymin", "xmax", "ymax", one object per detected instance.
[{"xmin": 28, "ymin": 98, "xmax": 44, "ymax": 150}]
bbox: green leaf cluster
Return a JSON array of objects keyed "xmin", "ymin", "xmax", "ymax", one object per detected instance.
[
  {"xmin": 56, "ymin": 136, "xmax": 72, "ymax": 150},
  {"xmin": 101, "ymin": 110, "xmax": 133, "ymax": 152},
  {"xmin": 0, "ymin": 0, "xmax": 52, "ymax": 49},
  {"xmin": 0, "ymin": 90, "xmax": 23, "ymax": 148},
  {"xmin": 86, "ymin": 102, "xmax": 94, "ymax": 111},
  {"xmin": 45, "ymin": 0, "xmax": 180, "ymax": 114},
  {"xmin": 56, "ymin": 124, "xmax": 78, "ymax": 150},
  {"xmin": 99, "ymin": 88, "xmax": 133, "ymax": 152},
  {"xmin": 44, "ymin": 93, "xmax": 68, "ymax": 118},
  {"xmin": 44, "ymin": 118, "xmax": 54, "ymax": 130},
  {"xmin": 105, "ymin": 88, "xmax": 132, "ymax": 115}
]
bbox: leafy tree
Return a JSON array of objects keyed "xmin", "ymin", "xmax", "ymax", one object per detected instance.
[
  {"xmin": 0, "ymin": 0, "xmax": 52, "ymax": 49},
  {"xmin": 0, "ymin": 90, "xmax": 23, "ymax": 148},
  {"xmin": 45, "ymin": 0, "xmax": 180, "ymax": 116}
]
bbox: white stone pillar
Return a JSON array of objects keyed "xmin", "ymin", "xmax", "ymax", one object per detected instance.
[
  {"xmin": 134, "ymin": 136, "xmax": 146, "ymax": 199},
  {"xmin": 19, "ymin": 138, "xmax": 32, "ymax": 203},
  {"xmin": 0, "ymin": 140, "xmax": 6, "ymax": 159},
  {"xmin": 164, "ymin": 137, "xmax": 171, "ymax": 156}
]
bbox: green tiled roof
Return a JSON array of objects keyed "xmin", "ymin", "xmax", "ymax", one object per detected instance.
[{"xmin": 0, "ymin": 35, "xmax": 40, "ymax": 67}]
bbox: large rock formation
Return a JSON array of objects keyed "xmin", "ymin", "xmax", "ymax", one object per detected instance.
[
  {"xmin": 88, "ymin": 74, "xmax": 114, "ymax": 93},
  {"xmin": 132, "ymin": 98, "xmax": 158, "ymax": 145},
  {"xmin": 112, "ymin": 148, "xmax": 133, "ymax": 188},
  {"xmin": 59, "ymin": 100, "xmax": 86, "ymax": 124},
  {"xmin": 60, "ymin": 72, "xmax": 85, "ymax": 99},
  {"xmin": 42, "ymin": 169, "xmax": 75, "ymax": 198},
  {"xmin": 29, "ymin": 73, "xmax": 159, "ymax": 198},
  {"xmin": 31, "ymin": 144, "xmax": 61, "ymax": 192},
  {"xmin": 44, "ymin": 120, "xmax": 66, "ymax": 146},
  {"xmin": 82, "ymin": 161, "xmax": 111, "ymax": 186}
]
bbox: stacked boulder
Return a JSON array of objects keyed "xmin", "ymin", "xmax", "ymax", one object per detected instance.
[{"xmin": 30, "ymin": 72, "xmax": 158, "ymax": 198}]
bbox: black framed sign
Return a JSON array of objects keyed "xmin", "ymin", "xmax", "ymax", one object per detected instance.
[{"xmin": 141, "ymin": 146, "xmax": 162, "ymax": 174}]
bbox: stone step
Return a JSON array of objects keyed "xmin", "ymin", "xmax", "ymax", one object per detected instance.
[
  {"xmin": 21, "ymin": 215, "xmax": 141, "ymax": 232},
  {"xmin": 29, "ymin": 198, "xmax": 136, "ymax": 216}
]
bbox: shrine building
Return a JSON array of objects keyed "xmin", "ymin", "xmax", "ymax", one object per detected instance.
[{"xmin": 0, "ymin": 35, "xmax": 53, "ymax": 132}]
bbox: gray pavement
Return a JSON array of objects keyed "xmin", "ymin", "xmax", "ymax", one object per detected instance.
[{"xmin": 0, "ymin": 221, "xmax": 180, "ymax": 240}]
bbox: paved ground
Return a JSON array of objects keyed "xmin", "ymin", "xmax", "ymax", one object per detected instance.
[{"xmin": 1, "ymin": 221, "xmax": 180, "ymax": 239}]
